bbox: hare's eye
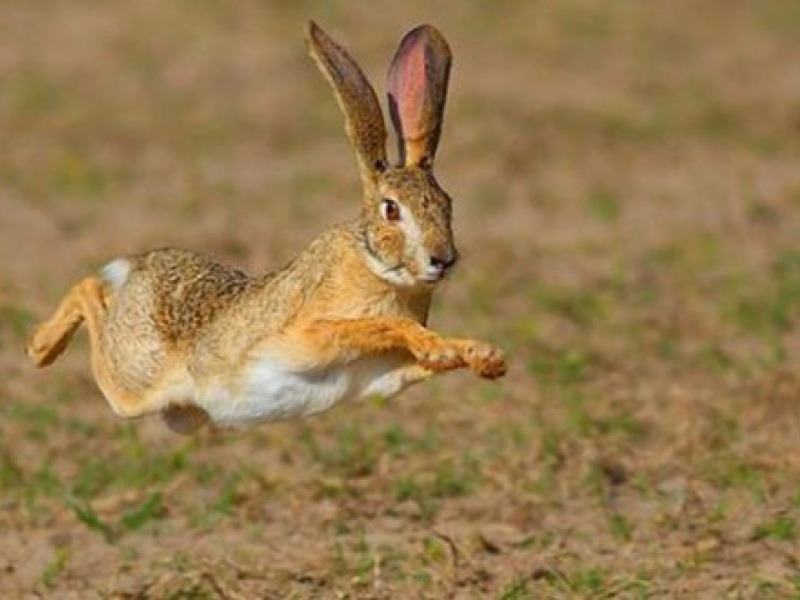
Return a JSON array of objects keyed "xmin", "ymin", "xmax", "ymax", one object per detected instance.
[{"xmin": 381, "ymin": 199, "xmax": 401, "ymax": 222}]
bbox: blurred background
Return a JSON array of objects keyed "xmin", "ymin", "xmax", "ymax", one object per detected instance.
[{"xmin": 2, "ymin": 1, "xmax": 800, "ymax": 596}]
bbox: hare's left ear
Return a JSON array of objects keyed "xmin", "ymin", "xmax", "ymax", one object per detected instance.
[
  {"xmin": 306, "ymin": 21, "xmax": 388, "ymax": 190},
  {"xmin": 387, "ymin": 25, "xmax": 452, "ymax": 169}
]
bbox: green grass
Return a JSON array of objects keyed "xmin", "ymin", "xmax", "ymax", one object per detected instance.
[
  {"xmin": 0, "ymin": 303, "xmax": 36, "ymax": 340},
  {"xmin": 587, "ymin": 189, "xmax": 621, "ymax": 223},
  {"xmin": 41, "ymin": 547, "xmax": 70, "ymax": 589},
  {"xmin": 70, "ymin": 430, "xmax": 189, "ymax": 500},
  {"xmin": 753, "ymin": 516, "xmax": 795, "ymax": 542},
  {"xmin": 120, "ymin": 492, "xmax": 165, "ymax": 531}
]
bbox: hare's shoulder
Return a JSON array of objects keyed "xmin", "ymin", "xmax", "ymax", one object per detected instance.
[{"xmin": 113, "ymin": 248, "xmax": 256, "ymax": 344}]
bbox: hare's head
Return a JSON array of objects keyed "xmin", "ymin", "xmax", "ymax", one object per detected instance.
[{"xmin": 307, "ymin": 22, "xmax": 456, "ymax": 287}]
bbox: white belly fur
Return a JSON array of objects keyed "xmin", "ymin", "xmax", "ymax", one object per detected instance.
[{"xmin": 196, "ymin": 353, "xmax": 416, "ymax": 427}]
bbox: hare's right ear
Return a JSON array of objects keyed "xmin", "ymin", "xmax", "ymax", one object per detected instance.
[
  {"xmin": 387, "ymin": 25, "xmax": 452, "ymax": 169},
  {"xmin": 306, "ymin": 21, "xmax": 388, "ymax": 191}
]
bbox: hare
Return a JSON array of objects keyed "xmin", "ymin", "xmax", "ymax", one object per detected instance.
[{"xmin": 26, "ymin": 21, "xmax": 507, "ymax": 434}]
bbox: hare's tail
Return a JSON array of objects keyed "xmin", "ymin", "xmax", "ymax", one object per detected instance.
[{"xmin": 27, "ymin": 259, "xmax": 129, "ymax": 367}]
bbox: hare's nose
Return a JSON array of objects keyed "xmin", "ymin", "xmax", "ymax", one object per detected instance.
[{"xmin": 430, "ymin": 252, "xmax": 457, "ymax": 271}]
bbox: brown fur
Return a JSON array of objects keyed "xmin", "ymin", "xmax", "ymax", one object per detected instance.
[{"xmin": 27, "ymin": 22, "xmax": 506, "ymax": 431}]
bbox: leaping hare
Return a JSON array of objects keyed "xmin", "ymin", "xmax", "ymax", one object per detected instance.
[{"xmin": 27, "ymin": 22, "xmax": 507, "ymax": 434}]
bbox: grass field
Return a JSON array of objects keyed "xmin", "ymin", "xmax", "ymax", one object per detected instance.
[{"xmin": 3, "ymin": 1, "xmax": 800, "ymax": 597}]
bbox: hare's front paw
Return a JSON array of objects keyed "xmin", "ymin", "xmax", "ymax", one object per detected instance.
[
  {"xmin": 410, "ymin": 337, "xmax": 466, "ymax": 373},
  {"xmin": 459, "ymin": 341, "xmax": 507, "ymax": 379}
]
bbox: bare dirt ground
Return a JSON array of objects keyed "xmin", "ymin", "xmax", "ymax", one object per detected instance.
[{"xmin": 3, "ymin": 1, "xmax": 800, "ymax": 597}]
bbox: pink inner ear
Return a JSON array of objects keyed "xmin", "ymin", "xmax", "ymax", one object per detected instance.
[{"xmin": 389, "ymin": 39, "xmax": 428, "ymax": 142}]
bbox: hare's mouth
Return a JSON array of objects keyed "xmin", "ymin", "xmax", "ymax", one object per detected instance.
[
  {"xmin": 361, "ymin": 249, "xmax": 417, "ymax": 287},
  {"xmin": 420, "ymin": 271, "xmax": 445, "ymax": 284},
  {"xmin": 381, "ymin": 261, "xmax": 447, "ymax": 287},
  {"xmin": 382, "ymin": 263, "xmax": 419, "ymax": 287}
]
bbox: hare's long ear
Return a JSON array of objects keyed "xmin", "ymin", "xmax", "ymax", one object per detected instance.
[
  {"xmin": 306, "ymin": 21, "xmax": 388, "ymax": 190},
  {"xmin": 387, "ymin": 25, "xmax": 452, "ymax": 169}
]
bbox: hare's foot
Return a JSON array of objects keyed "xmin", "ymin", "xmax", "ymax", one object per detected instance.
[
  {"xmin": 409, "ymin": 336, "xmax": 467, "ymax": 374},
  {"xmin": 27, "ymin": 276, "xmax": 108, "ymax": 367},
  {"xmin": 454, "ymin": 340, "xmax": 507, "ymax": 379},
  {"xmin": 163, "ymin": 404, "xmax": 210, "ymax": 435},
  {"xmin": 28, "ymin": 321, "xmax": 79, "ymax": 367}
]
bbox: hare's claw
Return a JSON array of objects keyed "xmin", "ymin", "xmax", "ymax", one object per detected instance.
[
  {"xmin": 412, "ymin": 339, "xmax": 466, "ymax": 373},
  {"xmin": 412, "ymin": 337, "xmax": 506, "ymax": 378},
  {"xmin": 460, "ymin": 341, "xmax": 507, "ymax": 379}
]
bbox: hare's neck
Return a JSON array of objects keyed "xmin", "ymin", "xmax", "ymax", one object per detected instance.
[
  {"xmin": 306, "ymin": 222, "xmax": 434, "ymax": 323},
  {"xmin": 351, "ymin": 220, "xmax": 434, "ymax": 320},
  {"xmin": 246, "ymin": 222, "xmax": 433, "ymax": 325}
]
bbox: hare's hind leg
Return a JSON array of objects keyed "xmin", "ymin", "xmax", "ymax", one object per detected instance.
[
  {"xmin": 28, "ymin": 276, "xmax": 111, "ymax": 367},
  {"xmin": 29, "ymin": 275, "xmax": 163, "ymax": 419},
  {"xmin": 28, "ymin": 276, "xmax": 112, "ymax": 384}
]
